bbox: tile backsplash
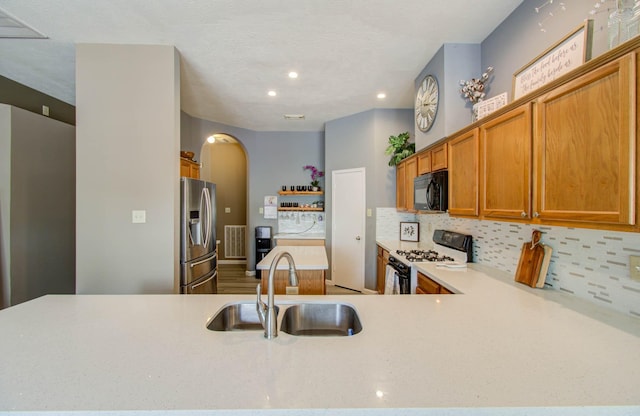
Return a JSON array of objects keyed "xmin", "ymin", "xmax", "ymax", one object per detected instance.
[{"xmin": 376, "ymin": 207, "xmax": 640, "ymax": 318}]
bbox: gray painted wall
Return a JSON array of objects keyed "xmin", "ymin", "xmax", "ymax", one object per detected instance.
[
  {"xmin": 325, "ymin": 108, "xmax": 413, "ymax": 289},
  {"xmin": 414, "ymin": 44, "xmax": 481, "ymax": 150},
  {"xmin": 0, "ymin": 104, "xmax": 75, "ymax": 309},
  {"xmin": 76, "ymin": 44, "xmax": 180, "ymax": 294},
  {"xmin": 482, "ymin": 0, "xmax": 610, "ymax": 101},
  {"xmin": 181, "ymin": 112, "xmax": 324, "ymax": 271}
]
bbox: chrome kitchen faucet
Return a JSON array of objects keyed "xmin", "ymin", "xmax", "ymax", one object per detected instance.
[{"xmin": 256, "ymin": 251, "xmax": 299, "ymax": 339}]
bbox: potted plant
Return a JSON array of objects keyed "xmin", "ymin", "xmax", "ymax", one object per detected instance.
[
  {"xmin": 385, "ymin": 132, "xmax": 415, "ymax": 166},
  {"xmin": 303, "ymin": 165, "xmax": 324, "ymax": 191}
]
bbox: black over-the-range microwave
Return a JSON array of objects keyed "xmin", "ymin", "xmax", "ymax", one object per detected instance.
[{"xmin": 414, "ymin": 170, "xmax": 448, "ymax": 212}]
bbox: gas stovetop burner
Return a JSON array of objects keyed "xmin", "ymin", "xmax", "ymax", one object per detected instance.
[{"xmin": 395, "ymin": 249, "xmax": 455, "ymax": 263}]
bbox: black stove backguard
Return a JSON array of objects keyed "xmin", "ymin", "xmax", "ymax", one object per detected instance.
[{"xmin": 433, "ymin": 230, "xmax": 473, "ymax": 262}]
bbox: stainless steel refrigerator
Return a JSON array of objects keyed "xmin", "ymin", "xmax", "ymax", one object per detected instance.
[{"xmin": 180, "ymin": 177, "xmax": 217, "ymax": 294}]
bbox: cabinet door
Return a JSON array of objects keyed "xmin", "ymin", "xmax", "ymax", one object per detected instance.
[
  {"xmin": 417, "ymin": 272, "xmax": 440, "ymax": 294},
  {"xmin": 180, "ymin": 159, "xmax": 191, "ymax": 177},
  {"xmin": 431, "ymin": 143, "xmax": 448, "ymax": 171},
  {"xmin": 448, "ymin": 129, "xmax": 479, "ymax": 217},
  {"xmin": 417, "ymin": 152, "xmax": 431, "ymax": 175},
  {"xmin": 535, "ymin": 54, "xmax": 635, "ymax": 225},
  {"xmin": 480, "ymin": 104, "xmax": 532, "ymax": 220},
  {"xmin": 190, "ymin": 164, "xmax": 200, "ymax": 179},
  {"xmin": 405, "ymin": 156, "xmax": 418, "ymax": 213},
  {"xmin": 396, "ymin": 161, "xmax": 406, "ymax": 211}
]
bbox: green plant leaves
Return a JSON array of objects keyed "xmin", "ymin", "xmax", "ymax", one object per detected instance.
[{"xmin": 385, "ymin": 132, "xmax": 415, "ymax": 166}]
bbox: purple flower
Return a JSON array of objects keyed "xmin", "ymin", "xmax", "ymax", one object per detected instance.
[{"xmin": 303, "ymin": 165, "xmax": 324, "ymax": 186}]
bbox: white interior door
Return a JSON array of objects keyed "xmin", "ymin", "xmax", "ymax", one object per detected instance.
[{"xmin": 331, "ymin": 168, "xmax": 365, "ymax": 291}]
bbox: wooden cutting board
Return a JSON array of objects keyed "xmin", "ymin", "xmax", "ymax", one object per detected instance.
[
  {"xmin": 514, "ymin": 230, "xmax": 546, "ymax": 288},
  {"xmin": 536, "ymin": 244, "xmax": 553, "ymax": 288}
]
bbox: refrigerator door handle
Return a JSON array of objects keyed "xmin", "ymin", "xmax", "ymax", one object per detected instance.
[
  {"xmin": 199, "ymin": 187, "xmax": 207, "ymax": 247},
  {"xmin": 191, "ymin": 270, "xmax": 217, "ymax": 290},
  {"xmin": 189, "ymin": 252, "xmax": 216, "ymax": 268},
  {"xmin": 203, "ymin": 187, "xmax": 212, "ymax": 248}
]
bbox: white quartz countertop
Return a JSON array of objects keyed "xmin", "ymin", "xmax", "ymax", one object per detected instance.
[
  {"xmin": 256, "ymin": 245, "xmax": 328, "ymax": 270},
  {"xmin": 274, "ymin": 232, "xmax": 325, "ymax": 240},
  {"xmin": 1, "ymin": 267, "xmax": 639, "ymax": 415}
]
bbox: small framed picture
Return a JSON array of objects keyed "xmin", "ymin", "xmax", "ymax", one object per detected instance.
[{"xmin": 400, "ymin": 222, "xmax": 419, "ymax": 242}]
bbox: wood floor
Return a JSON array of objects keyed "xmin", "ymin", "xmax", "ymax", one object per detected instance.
[{"xmin": 217, "ymin": 263, "xmax": 362, "ymax": 295}]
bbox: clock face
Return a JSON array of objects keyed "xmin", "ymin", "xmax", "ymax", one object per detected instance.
[{"xmin": 415, "ymin": 75, "xmax": 439, "ymax": 132}]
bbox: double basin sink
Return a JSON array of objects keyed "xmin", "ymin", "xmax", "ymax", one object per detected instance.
[{"xmin": 206, "ymin": 302, "xmax": 362, "ymax": 337}]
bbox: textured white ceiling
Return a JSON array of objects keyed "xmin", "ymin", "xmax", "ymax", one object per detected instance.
[{"xmin": 0, "ymin": 0, "xmax": 523, "ymax": 131}]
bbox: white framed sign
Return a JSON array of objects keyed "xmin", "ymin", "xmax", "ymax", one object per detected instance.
[
  {"xmin": 512, "ymin": 20, "xmax": 593, "ymax": 100},
  {"xmin": 473, "ymin": 92, "xmax": 508, "ymax": 121}
]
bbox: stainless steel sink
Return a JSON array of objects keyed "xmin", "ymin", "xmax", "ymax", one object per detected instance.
[
  {"xmin": 207, "ymin": 302, "xmax": 279, "ymax": 331},
  {"xmin": 280, "ymin": 303, "xmax": 362, "ymax": 336}
]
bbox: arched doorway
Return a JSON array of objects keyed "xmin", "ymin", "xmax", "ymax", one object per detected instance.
[{"xmin": 199, "ymin": 133, "xmax": 248, "ymax": 270}]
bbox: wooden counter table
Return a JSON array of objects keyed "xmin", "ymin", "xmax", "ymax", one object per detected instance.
[{"xmin": 256, "ymin": 245, "xmax": 328, "ymax": 295}]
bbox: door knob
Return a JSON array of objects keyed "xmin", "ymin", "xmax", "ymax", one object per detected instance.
[{"xmin": 355, "ymin": 236, "xmax": 361, "ymax": 240}]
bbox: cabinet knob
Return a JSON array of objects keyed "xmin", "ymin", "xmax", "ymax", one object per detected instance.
[
  {"xmin": 533, "ymin": 212, "xmax": 540, "ymax": 218},
  {"xmin": 520, "ymin": 211, "xmax": 527, "ymax": 218},
  {"xmin": 355, "ymin": 236, "xmax": 361, "ymax": 241}
]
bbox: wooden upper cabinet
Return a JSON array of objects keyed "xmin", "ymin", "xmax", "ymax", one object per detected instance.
[
  {"xmin": 448, "ymin": 129, "xmax": 479, "ymax": 217},
  {"xmin": 416, "ymin": 143, "xmax": 448, "ymax": 176},
  {"xmin": 180, "ymin": 158, "xmax": 200, "ymax": 179},
  {"xmin": 396, "ymin": 161, "xmax": 406, "ymax": 211},
  {"xmin": 396, "ymin": 155, "xmax": 418, "ymax": 211},
  {"xmin": 534, "ymin": 53, "xmax": 636, "ymax": 225},
  {"xmin": 405, "ymin": 156, "xmax": 418, "ymax": 212},
  {"xmin": 480, "ymin": 103, "xmax": 532, "ymax": 220},
  {"xmin": 417, "ymin": 152, "xmax": 432, "ymax": 175},
  {"xmin": 431, "ymin": 143, "xmax": 448, "ymax": 171}
]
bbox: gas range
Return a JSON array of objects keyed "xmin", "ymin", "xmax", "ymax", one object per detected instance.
[
  {"xmin": 386, "ymin": 230, "xmax": 473, "ymax": 294},
  {"xmin": 395, "ymin": 249, "xmax": 456, "ymax": 263}
]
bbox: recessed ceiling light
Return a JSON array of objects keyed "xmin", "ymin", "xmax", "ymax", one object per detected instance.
[
  {"xmin": 288, "ymin": 71, "xmax": 298, "ymax": 79},
  {"xmin": 377, "ymin": 93, "xmax": 386, "ymax": 99},
  {"xmin": 283, "ymin": 114, "xmax": 305, "ymax": 120},
  {"xmin": 207, "ymin": 135, "xmax": 215, "ymax": 143},
  {"xmin": 268, "ymin": 90, "xmax": 277, "ymax": 97}
]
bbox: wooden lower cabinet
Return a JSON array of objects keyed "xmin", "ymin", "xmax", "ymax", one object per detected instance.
[
  {"xmin": 260, "ymin": 269, "xmax": 325, "ymax": 295},
  {"xmin": 180, "ymin": 158, "xmax": 200, "ymax": 179},
  {"xmin": 376, "ymin": 245, "xmax": 390, "ymax": 294},
  {"xmin": 416, "ymin": 271, "xmax": 453, "ymax": 295},
  {"xmin": 448, "ymin": 129, "xmax": 479, "ymax": 217}
]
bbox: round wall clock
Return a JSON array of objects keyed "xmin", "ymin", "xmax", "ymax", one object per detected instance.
[{"xmin": 415, "ymin": 75, "xmax": 439, "ymax": 132}]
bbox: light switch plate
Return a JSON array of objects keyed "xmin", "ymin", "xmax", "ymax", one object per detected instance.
[
  {"xmin": 630, "ymin": 255, "xmax": 640, "ymax": 281},
  {"xmin": 132, "ymin": 210, "xmax": 146, "ymax": 224},
  {"xmin": 367, "ymin": 208, "xmax": 372, "ymax": 217},
  {"xmin": 225, "ymin": 207, "xmax": 231, "ymax": 213},
  {"xmin": 259, "ymin": 207, "xmax": 264, "ymax": 214}
]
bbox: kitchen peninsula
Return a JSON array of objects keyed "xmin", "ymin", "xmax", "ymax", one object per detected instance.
[
  {"xmin": 1, "ymin": 264, "xmax": 639, "ymax": 415},
  {"xmin": 256, "ymin": 245, "xmax": 328, "ymax": 294}
]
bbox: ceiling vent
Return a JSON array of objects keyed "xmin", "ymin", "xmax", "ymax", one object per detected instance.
[
  {"xmin": 0, "ymin": 8, "xmax": 47, "ymax": 39},
  {"xmin": 283, "ymin": 114, "xmax": 305, "ymax": 120}
]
